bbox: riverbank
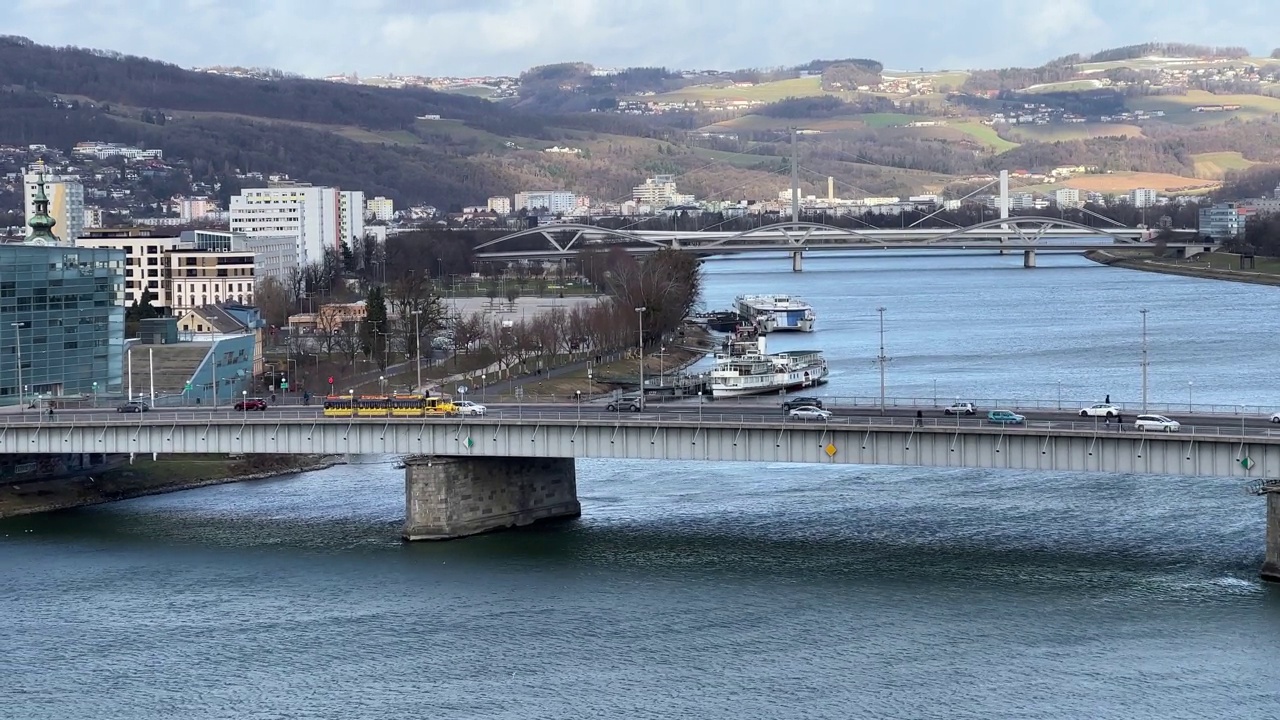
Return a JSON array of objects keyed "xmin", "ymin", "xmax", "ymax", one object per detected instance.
[
  {"xmin": 0, "ymin": 454, "xmax": 345, "ymax": 520},
  {"xmin": 1086, "ymin": 250, "xmax": 1280, "ymax": 287}
]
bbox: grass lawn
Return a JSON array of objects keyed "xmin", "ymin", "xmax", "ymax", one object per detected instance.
[
  {"xmin": 1147, "ymin": 252, "xmax": 1280, "ymax": 275},
  {"xmin": 1021, "ymin": 79, "xmax": 1106, "ymax": 93},
  {"xmin": 1190, "ymin": 151, "xmax": 1258, "ymax": 179},
  {"xmin": 1018, "ymin": 171, "xmax": 1218, "ymax": 194},
  {"xmin": 950, "ymin": 121, "xmax": 1020, "ymax": 152},
  {"xmin": 1128, "ymin": 89, "xmax": 1280, "ymax": 125},
  {"xmin": 641, "ymin": 76, "xmax": 832, "ymax": 103},
  {"xmin": 1005, "ymin": 122, "xmax": 1144, "ymax": 143}
]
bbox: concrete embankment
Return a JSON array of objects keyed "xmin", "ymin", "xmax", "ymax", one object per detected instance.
[
  {"xmin": 1086, "ymin": 250, "xmax": 1280, "ymax": 287},
  {"xmin": 0, "ymin": 454, "xmax": 345, "ymax": 520}
]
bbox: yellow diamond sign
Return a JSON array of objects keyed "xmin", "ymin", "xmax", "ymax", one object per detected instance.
[{"xmin": 825, "ymin": 443, "xmax": 837, "ymax": 457}]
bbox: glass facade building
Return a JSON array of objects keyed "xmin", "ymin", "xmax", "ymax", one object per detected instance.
[{"xmin": 0, "ymin": 245, "xmax": 126, "ymax": 405}]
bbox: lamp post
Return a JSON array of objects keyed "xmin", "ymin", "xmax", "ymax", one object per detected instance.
[
  {"xmin": 241, "ymin": 390, "xmax": 247, "ymax": 412},
  {"xmin": 575, "ymin": 390, "xmax": 582, "ymax": 419},
  {"xmin": 875, "ymin": 307, "xmax": 888, "ymax": 413},
  {"xmin": 1139, "ymin": 308, "xmax": 1149, "ymax": 414},
  {"xmin": 379, "ymin": 375, "xmax": 386, "ymax": 394},
  {"xmin": 635, "ymin": 307, "xmax": 646, "ymax": 408},
  {"xmin": 10, "ymin": 322, "xmax": 23, "ymax": 410},
  {"xmin": 1057, "ymin": 380, "xmax": 1062, "ymax": 411},
  {"xmin": 412, "ymin": 309, "xmax": 423, "ymax": 392},
  {"xmin": 1188, "ymin": 381, "xmax": 1193, "ymax": 413}
]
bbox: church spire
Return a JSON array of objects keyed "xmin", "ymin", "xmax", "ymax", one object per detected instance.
[{"xmin": 27, "ymin": 173, "xmax": 59, "ymax": 245}]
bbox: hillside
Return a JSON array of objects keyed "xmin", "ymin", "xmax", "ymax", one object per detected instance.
[{"xmin": 3, "ymin": 36, "xmax": 1280, "ymax": 209}]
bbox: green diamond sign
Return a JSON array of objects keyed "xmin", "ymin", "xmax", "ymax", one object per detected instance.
[
  {"xmin": 1241, "ymin": 457, "xmax": 1255, "ymax": 470},
  {"xmin": 464, "ymin": 437, "xmax": 474, "ymax": 448}
]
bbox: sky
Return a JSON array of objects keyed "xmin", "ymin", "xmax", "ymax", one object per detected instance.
[{"xmin": 5, "ymin": 0, "xmax": 1279, "ymax": 78}]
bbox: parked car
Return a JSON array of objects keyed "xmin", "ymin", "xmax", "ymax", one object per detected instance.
[
  {"xmin": 781, "ymin": 396, "xmax": 824, "ymax": 412},
  {"xmin": 788, "ymin": 406, "xmax": 832, "ymax": 421},
  {"xmin": 606, "ymin": 395, "xmax": 644, "ymax": 412},
  {"xmin": 987, "ymin": 409, "xmax": 1025, "ymax": 425},
  {"xmin": 234, "ymin": 397, "xmax": 268, "ymax": 411},
  {"xmin": 1134, "ymin": 414, "xmax": 1180, "ymax": 432},
  {"xmin": 454, "ymin": 400, "xmax": 487, "ymax": 416},
  {"xmin": 117, "ymin": 400, "xmax": 150, "ymax": 413},
  {"xmin": 1079, "ymin": 403, "xmax": 1121, "ymax": 418},
  {"xmin": 944, "ymin": 401, "xmax": 977, "ymax": 415},
  {"xmin": 1270, "ymin": 412, "xmax": 1280, "ymax": 424}
]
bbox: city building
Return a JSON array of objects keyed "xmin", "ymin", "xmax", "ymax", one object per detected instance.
[
  {"xmin": 0, "ymin": 243, "xmax": 126, "ymax": 406},
  {"xmin": 1053, "ymin": 188, "xmax": 1081, "ymax": 208},
  {"xmin": 23, "ymin": 169, "xmax": 83, "ymax": 243},
  {"xmin": 177, "ymin": 196, "xmax": 219, "ymax": 222},
  {"xmin": 181, "ymin": 229, "xmax": 296, "ymax": 283},
  {"xmin": 366, "ymin": 196, "xmax": 395, "ymax": 221},
  {"xmin": 513, "ymin": 190, "xmax": 577, "ymax": 214},
  {"xmin": 83, "ymin": 206, "xmax": 105, "ymax": 229},
  {"xmin": 229, "ymin": 182, "xmax": 365, "ymax": 266},
  {"xmin": 1130, "ymin": 188, "xmax": 1158, "ymax": 209},
  {"xmin": 1198, "ymin": 203, "xmax": 1255, "ymax": 239},
  {"xmin": 487, "ymin": 196, "xmax": 512, "ymax": 214},
  {"xmin": 633, "ymin": 175, "xmax": 680, "ymax": 208},
  {"xmin": 78, "ymin": 229, "xmax": 185, "ymax": 308},
  {"xmin": 165, "ymin": 245, "xmax": 256, "ymax": 314},
  {"xmin": 71, "ymin": 142, "xmax": 163, "ymax": 161},
  {"xmin": 78, "ymin": 229, "xmax": 261, "ymax": 312}
]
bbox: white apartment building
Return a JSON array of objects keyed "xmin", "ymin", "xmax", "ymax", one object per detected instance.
[
  {"xmin": 83, "ymin": 206, "xmax": 105, "ymax": 229},
  {"xmin": 633, "ymin": 175, "xmax": 680, "ymax": 208},
  {"xmin": 24, "ymin": 170, "xmax": 84, "ymax": 243},
  {"xmin": 487, "ymin": 196, "xmax": 512, "ymax": 214},
  {"xmin": 366, "ymin": 196, "xmax": 395, "ymax": 221},
  {"xmin": 166, "ymin": 247, "xmax": 256, "ymax": 313},
  {"xmin": 77, "ymin": 231, "xmax": 185, "ymax": 307},
  {"xmin": 1053, "ymin": 188, "xmax": 1081, "ymax": 207},
  {"xmin": 229, "ymin": 183, "xmax": 364, "ymax": 266},
  {"xmin": 1130, "ymin": 188, "xmax": 1158, "ymax": 208},
  {"xmin": 177, "ymin": 196, "xmax": 219, "ymax": 221},
  {"xmin": 513, "ymin": 190, "xmax": 577, "ymax": 214}
]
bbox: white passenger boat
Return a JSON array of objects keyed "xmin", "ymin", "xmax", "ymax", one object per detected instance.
[
  {"xmin": 708, "ymin": 334, "xmax": 828, "ymax": 398},
  {"xmin": 734, "ymin": 294, "xmax": 815, "ymax": 333}
]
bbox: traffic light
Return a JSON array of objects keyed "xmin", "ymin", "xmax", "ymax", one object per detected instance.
[{"xmin": 328, "ymin": 376, "xmax": 334, "ymax": 385}]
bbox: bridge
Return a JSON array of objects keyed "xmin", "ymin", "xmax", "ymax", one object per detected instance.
[
  {"xmin": 474, "ymin": 218, "xmax": 1216, "ymax": 270},
  {"xmin": 2, "ymin": 403, "xmax": 1278, "ymax": 580}
]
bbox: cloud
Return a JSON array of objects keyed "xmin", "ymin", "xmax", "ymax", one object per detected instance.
[{"xmin": 2, "ymin": 0, "xmax": 1276, "ymax": 77}]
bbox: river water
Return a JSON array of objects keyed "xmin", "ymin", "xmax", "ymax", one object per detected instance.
[{"xmin": 4, "ymin": 253, "xmax": 1280, "ymax": 719}]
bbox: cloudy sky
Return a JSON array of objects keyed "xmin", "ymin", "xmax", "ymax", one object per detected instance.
[{"xmin": 6, "ymin": 0, "xmax": 1278, "ymax": 77}]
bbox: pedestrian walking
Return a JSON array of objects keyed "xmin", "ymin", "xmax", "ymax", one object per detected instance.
[
  {"xmin": 915, "ymin": 410, "xmax": 923, "ymax": 427},
  {"xmin": 1105, "ymin": 394, "xmax": 1111, "ymax": 404}
]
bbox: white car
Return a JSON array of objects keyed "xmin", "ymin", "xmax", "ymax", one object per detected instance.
[
  {"xmin": 1079, "ymin": 403, "xmax": 1121, "ymax": 418},
  {"xmin": 1271, "ymin": 412, "xmax": 1280, "ymax": 424},
  {"xmin": 788, "ymin": 406, "xmax": 832, "ymax": 421},
  {"xmin": 454, "ymin": 400, "xmax": 487, "ymax": 416},
  {"xmin": 944, "ymin": 401, "xmax": 977, "ymax": 416},
  {"xmin": 1134, "ymin": 414, "xmax": 1180, "ymax": 432}
]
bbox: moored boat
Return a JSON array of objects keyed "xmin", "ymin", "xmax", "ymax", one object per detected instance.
[
  {"xmin": 708, "ymin": 333, "xmax": 827, "ymax": 398},
  {"xmin": 734, "ymin": 294, "xmax": 815, "ymax": 333}
]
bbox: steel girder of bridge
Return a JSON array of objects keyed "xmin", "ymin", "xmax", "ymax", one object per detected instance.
[{"xmin": 473, "ymin": 217, "xmax": 1156, "ymax": 260}]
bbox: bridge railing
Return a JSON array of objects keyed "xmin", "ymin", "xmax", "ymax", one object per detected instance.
[{"xmin": 5, "ymin": 409, "xmax": 1280, "ymax": 440}]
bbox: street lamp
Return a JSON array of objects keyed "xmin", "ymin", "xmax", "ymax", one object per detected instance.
[
  {"xmin": 412, "ymin": 309, "xmax": 423, "ymax": 392},
  {"xmin": 1057, "ymin": 380, "xmax": 1062, "ymax": 411},
  {"xmin": 1188, "ymin": 381, "xmax": 1193, "ymax": 413},
  {"xmin": 379, "ymin": 375, "xmax": 386, "ymax": 394},
  {"xmin": 875, "ymin": 307, "xmax": 888, "ymax": 413},
  {"xmin": 10, "ymin": 322, "xmax": 23, "ymax": 409},
  {"xmin": 1139, "ymin": 308, "xmax": 1149, "ymax": 414},
  {"xmin": 635, "ymin": 307, "xmax": 646, "ymax": 408},
  {"xmin": 575, "ymin": 389, "xmax": 582, "ymax": 419},
  {"xmin": 241, "ymin": 390, "xmax": 247, "ymax": 412}
]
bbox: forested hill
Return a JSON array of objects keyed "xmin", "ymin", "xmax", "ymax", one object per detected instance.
[{"xmin": 0, "ymin": 35, "xmax": 541, "ymax": 138}]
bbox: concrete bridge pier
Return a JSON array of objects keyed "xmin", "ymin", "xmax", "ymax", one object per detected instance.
[
  {"xmin": 791, "ymin": 250, "xmax": 803, "ymax": 272},
  {"xmin": 1262, "ymin": 491, "xmax": 1280, "ymax": 583},
  {"xmin": 403, "ymin": 456, "xmax": 581, "ymax": 540},
  {"xmin": 1023, "ymin": 249, "xmax": 1036, "ymax": 268}
]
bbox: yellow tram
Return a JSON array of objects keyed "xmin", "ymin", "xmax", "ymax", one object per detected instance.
[{"xmin": 322, "ymin": 394, "xmax": 458, "ymax": 418}]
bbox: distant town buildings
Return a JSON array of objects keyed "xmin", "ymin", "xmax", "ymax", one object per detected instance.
[
  {"xmin": 72, "ymin": 142, "xmax": 164, "ymax": 162},
  {"xmin": 633, "ymin": 174, "xmax": 694, "ymax": 209},
  {"xmin": 514, "ymin": 190, "xmax": 577, "ymax": 214},
  {"xmin": 1130, "ymin": 188, "xmax": 1159, "ymax": 209},
  {"xmin": 176, "ymin": 196, "xmax": 219, "ymax": 222},
  {"xmin": 365, "ymin": 196, "xmax": 394, "ymax": 222},
  {"xmin": 23, "ymin": 168, "xmax": 83, "ymax": 244},
  {"xmin": 229, "ymin": 181, "xmax": 365, "ymax": 266},
  {"xmin": 1053, "ymin": 188, "xmax": 1081, "ymax": 208},
  {"xmin": 1198, "ymin": 203, "xmax": 1254, "ymax": 239},
  {"xmin": 487, "ymin": 196, "xmax": 512, "ymax": 214}
]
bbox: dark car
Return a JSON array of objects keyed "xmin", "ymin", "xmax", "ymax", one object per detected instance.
[
  {"xmin": 235, "ymin": 398, "xmax": 269, "ymax": 411},
  {"xmin": 781, "ymin": 396, "xmax": 823, "ymax": 412},
  {"xmin": 606, "ymin": 394, "xmax": 644, "ymax": 412},
  {"xmin": 117, "ymin": 400, "xmax": 150, "ymax": 413}
]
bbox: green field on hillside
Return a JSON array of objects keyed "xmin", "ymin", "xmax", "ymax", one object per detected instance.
[
  {"xmin": 1190, "ymin": 151, "xmax": 1258, "ymax": 178},
  {"xmin": 645, "ymin": 76, "xmax": 833, "ymax": 103},
  {"xmin": 1128, "ymin": 90, "xmax": 1280, "ymax": 124},
  {"xmin": 1006, "ymin": 123, "xmax": 1144, "ymax": 143},
  {"xmin": 950, "ymin": 121, "xmax": 1020, "ymax": 152}
]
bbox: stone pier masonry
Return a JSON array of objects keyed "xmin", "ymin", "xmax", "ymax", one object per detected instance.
[
  {"xmin": 1262, "ymin": 491, "xmax": 1280, "ymax": 583},
  {"xmin": 403, "ymin": 456, "xmax": 581, "ymax": 540}
]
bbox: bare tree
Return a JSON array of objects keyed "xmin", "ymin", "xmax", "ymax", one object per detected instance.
[
  {"xmin": 450, "ymin": 312, "xmax": 486, "ymax": 361},
  {"xmin": 485, "ymin": 320, "xmax": 521, "ymax": 376},
  {"xmin": 255, "ymin": 276, "xmax": 293, "ymax": 328}
]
